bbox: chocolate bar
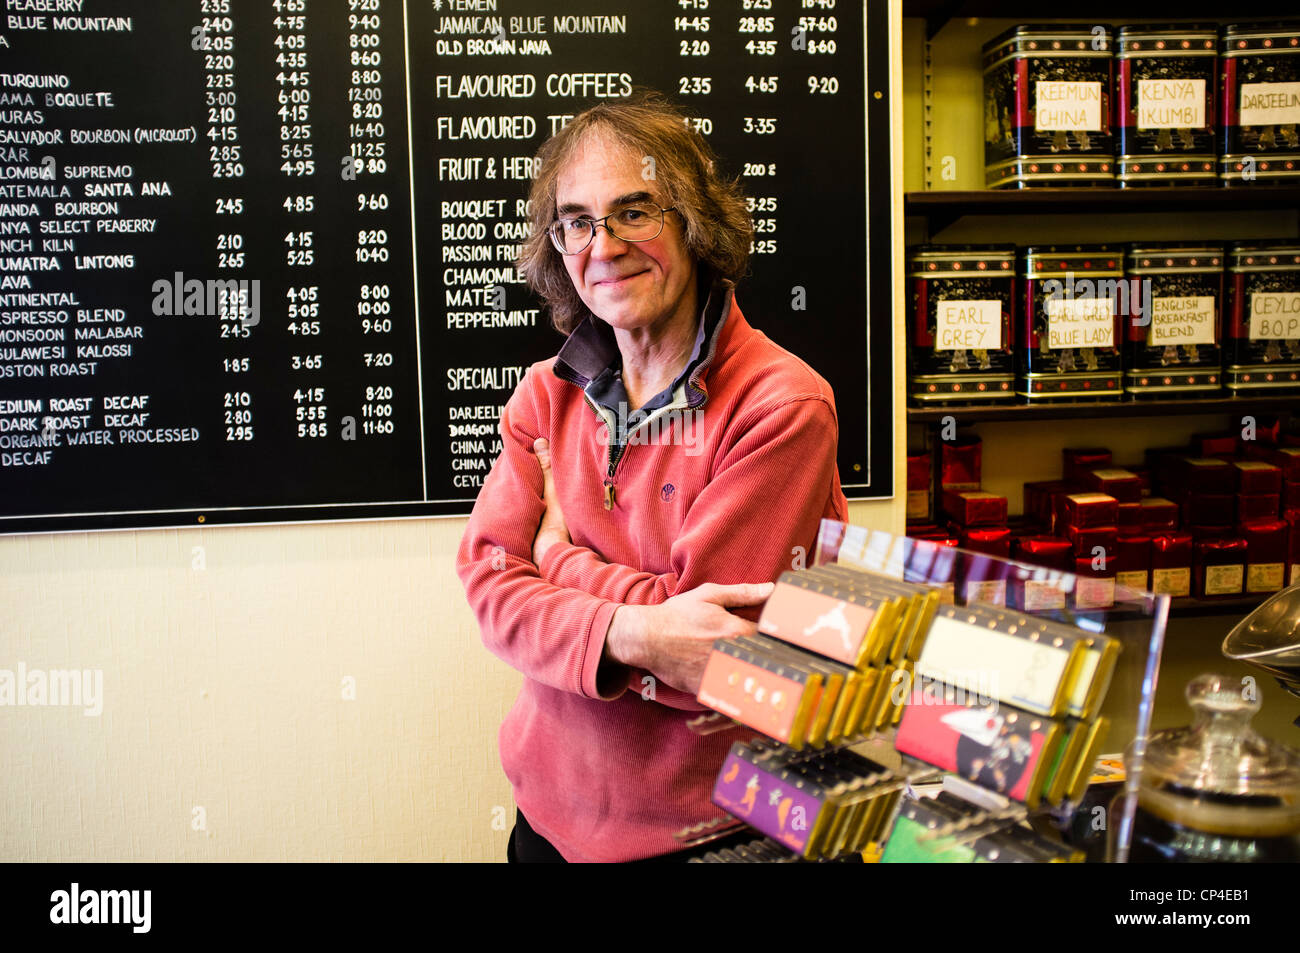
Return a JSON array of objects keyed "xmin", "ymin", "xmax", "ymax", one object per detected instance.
[
  {"xmin": 697, "ymin": 640, "xmax": 821, "ymax": 748},
  {"xmin": 757, "ymin": 570, "xmax": 888, "ymax": 668},
  {"xmin": 896, "ymin": 700, "xmax": 1063, "ymax": 808},
  {"xmin": 913, "ymin": 603, "xmax": 1087, "ymax": 718}
]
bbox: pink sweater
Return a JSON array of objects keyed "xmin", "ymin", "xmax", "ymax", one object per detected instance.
[{"xmin": 456, "ymin": 292, "xmax": 849, "ymax": 862}]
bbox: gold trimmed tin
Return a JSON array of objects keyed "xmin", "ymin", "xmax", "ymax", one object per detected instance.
[
  {"xmin": 1116, "ymin": 25, "xmax": 1219, "ymax": 187},
  {"xmin": 1220, "ymin": 22, "xmax": 1300, "ymax": 186},
  {"xmin": 983, "ymin": 25, "xmax": 1117, "ymax": 189},
  {"xmin": 1124, "ymin": 243, "xmax": 1225, "ymax": 397},
  {"xmin": 908, "ymin": 245, "xmax": 1017, "ymax": 406},
  {"xmin": 1020, "ymin": 246, "xmax": 1126, "ymax": 401},
  {"xmin": 1224, "ymin": 240, "xmax": 1300, "ymax": 393}
]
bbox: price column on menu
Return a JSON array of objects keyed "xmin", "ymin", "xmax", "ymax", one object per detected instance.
[
  {"xmin": 405, "ymin": 0, "xmax": 867, "ymax": 504},
  {"xmin": 0, "ymin": 0, "xmax": 431, "ymax": 530},
  {"xmin": 239, "ymin": 0, "xmax": 424, "ymax": 507}
]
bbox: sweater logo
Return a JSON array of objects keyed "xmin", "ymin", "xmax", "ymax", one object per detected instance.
[{"xmin": 660, "ymin": 483, "xmax": 676, "ymax": 502}]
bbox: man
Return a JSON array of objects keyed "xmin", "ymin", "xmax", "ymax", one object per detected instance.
[{"xmin": 456, "ymin": 92, "xmax": 849, "ymax": 862}]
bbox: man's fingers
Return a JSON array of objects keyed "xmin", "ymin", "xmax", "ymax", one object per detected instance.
[
  {"xmin": 534, "ymin": 437, "xmax": 560, "ymax": 503},
  {"xmin": 533, "ymin": 437, "xmax": 552, "ymax": 471},
  {"xmin": 703, "ymin": 581, "xmax": 775, "ymax": 608}
]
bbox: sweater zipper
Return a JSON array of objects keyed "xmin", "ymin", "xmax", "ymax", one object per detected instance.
[{"xmin": 583, "ymin": 391, "xmax": 626, "ymax": 510}]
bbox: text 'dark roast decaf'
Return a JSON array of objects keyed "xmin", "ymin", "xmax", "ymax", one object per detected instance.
[
  {"xmin": 1224, "ymin": 241, "xmax": 1300, "ymax": 392},
  {"xmin": 1220, "ymin": 22, "xmax": 1300, "ymax": 186},
  {"xmin": 983, "ymin": 24, "xmax": 1116, "ymax": 188},
  {"xmin": 1124, "ymin": 243, "xmax": 1225, "ymax": 397},
  {"xmin": 1020, "ymin": 246, "xmax": 1125, "ymax": 401},
  {"xmin": 907, "ymin": 246, "xmax": 1016, "ymax": 406},
  {"xmin": 1116, "ymin": 24, "xmax": 1219, "ymax": 187}
]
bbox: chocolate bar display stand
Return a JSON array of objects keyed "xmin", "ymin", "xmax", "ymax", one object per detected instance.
[{"xmin": 683, "ymin": 519, "xmax": 1170, "ymax": 863}]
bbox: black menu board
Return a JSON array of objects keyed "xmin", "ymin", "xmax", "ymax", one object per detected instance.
[{"xmin": 0, "ymin": 0, "xmax": 891, "ymax": 533}]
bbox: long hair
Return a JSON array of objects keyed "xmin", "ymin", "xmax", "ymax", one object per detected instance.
[{"xmin": 517, "ymin": 90, "xmax": 753, "ymax": 335}]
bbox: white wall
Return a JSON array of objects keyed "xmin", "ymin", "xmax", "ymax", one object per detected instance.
[{"xmin": 0, "ymin": 498, "xmax": 900, "ymax": 862}]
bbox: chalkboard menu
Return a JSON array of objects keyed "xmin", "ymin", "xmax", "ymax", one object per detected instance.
[{"xmin": 0, "ymin": 0, "xmax": 891, "ymax": 533}]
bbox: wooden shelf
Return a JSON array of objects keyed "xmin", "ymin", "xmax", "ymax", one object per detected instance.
[
  {"xmin": 908, "ymin": 395, "xmax": 1298, "ymax": 424},
  {"xmin": 906, "ymin": 188, "xmax": 1300, "ymax": 232},
  {"xmin": 1168, "ymin": 593, "xmax": 1272, "ymax": 618}
]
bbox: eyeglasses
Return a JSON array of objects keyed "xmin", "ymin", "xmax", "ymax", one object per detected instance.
[{"xmin": 548, "ymin": 203, "xmax": 678, "ymax": 255}]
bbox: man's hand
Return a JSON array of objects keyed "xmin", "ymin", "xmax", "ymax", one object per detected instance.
[
  {"xmin": 532, "ymin": 437, "xmax": 571, "ymax": 565},
  {"xmin": 605, "ymin": 582, "xmax": 775, "ymax": 695}
]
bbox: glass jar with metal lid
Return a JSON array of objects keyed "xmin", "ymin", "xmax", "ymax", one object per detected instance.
[
  {"xmin": 1124, "ymin": 243, "xmax": 1224, "ymax": 397},
  {"xmin": 1116, "ymin": 673, "xmax": 1300, "ymax": 862},
  {"xmin": 1020, "ymin": 246, "xmax": 1125, "ymax": 401},
  {"xmin": 1220, "ymin": 21, "xmax": 1300, "ymax": 186},
  {"xmin": 907, "ymin": 245, "xmax": 1016, "ymax": 406},
  {"xmin": 1116, "ymin": 24, "xmax": 1218, "ymax": 187},
  {"xmin": 983, "ymin": 24, "xmax": 1116, "ymax": 189},
  {"xmin": 1224, "ymin": 240, "xmax": 1300, "ymax": 393}
]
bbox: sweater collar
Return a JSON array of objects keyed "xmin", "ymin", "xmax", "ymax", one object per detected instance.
[{"xmin": 553, "ymin": 269, "xmax": 734, "ymax": 409}]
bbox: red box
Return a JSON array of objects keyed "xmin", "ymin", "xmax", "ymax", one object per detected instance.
[
  {"xmin": 1064, "ymin": 447, "xmax": 1112, "ymax": 483},
  {"xmin": 1233, "ymin": 460, "xmax": 1282, "ymax": 495},
  {"xmin": 1151, "ymin": 532, "xmax": 1193, "ymax": 597},
  {"xmin": 1023, "ymin": 479, "xmax": 1075, "ymax": 530},
  {"xmin": 1284, "ymin": 482, "xmax": 1300, "ymax": 510},
  {"xmin": 1168, "ymin": 457, "xmax": 1236, "ymax": 496},
  {"xmin": 1139, "ymin": 497, "xmax": 1180, "ymax": 531},
  {"xmin": 1065, "ymin": 524, "xmax": 1118, "ymax": 559},
  {"xmin": 1073, "ymin": 556, "xmax": 1116, "ymax": 610},
  {"xmin": 1118, "ymin": 502, "xmax": 1144, "ymax": 532},
  {"xmin": 1058, "ymin": 493, "xmax": 1119, "ymax": 530},
  {"xmin": 1246, "ymin": 446, "xmax": 1300, "ymax": 483},
  {"xmin": 1115, "ymin": 534, "xmax": 1152, "ymax": 592},
  {"xmin": 940, "ymin": 435, "xmax": 981, "ymax": 491},
  {"xmin": 1146, "ymin": 447, "xmax": 1189, "ymax": 489},
  {"xmin": 1194, "ymin": 537, "xmax": 1247, "ymax": 599},
  {"xmin": 1241, "ymin": 519, "xmax": 1289, "ymax": 594},
  {"xmin": 1180, "ymin": 493, "xmax": 1235, "ymax": 528},
  {"xmin": 1129, "ymin": 465, "xmax": 1153, "ymax": 497},
  {"xmin": 959, "ymin": 526, "xmax": 1011, "ymax": 558},
  {"xmin": 1193, "ymin": 433, "xmax": 1238, "ymax": 458},
  {"xmin": 943, "ymin": 490, "xmax": 1008, "ymax": 527},
  {"xmin": 1237, "ymin": 493, "xmax": 1280, "ymax": 523},
  {"xmin": 1289, "ymin": 510, "xmax": 1300, "ymax": 588},
  {"xmin": 1013, "ymin": 535, "xmax": 1073, "ymax": 572},
  {"xmin": 1082, "ymin": 468, "xmax": 1142, "ymax": 504},
  {"xmin": 907, "ymin": 451, "xmax": 931, "ymax": 520}
]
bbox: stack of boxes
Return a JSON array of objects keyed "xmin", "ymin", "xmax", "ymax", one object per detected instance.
[
  {"xmin": 906, "ymin": 423, "xmax": 1300, "ymax": 607},
  {"xmin": 1012, "ymin": 428, "xmax": 1300, "ymax": 603},
  {"xmin": 907, "ymin": 433, "xmax": 1012, "ymax": 559}
]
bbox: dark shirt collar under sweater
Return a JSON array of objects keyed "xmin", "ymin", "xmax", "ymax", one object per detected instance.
[{"xmin": 552, "ymin": 268, "xmax": 733, "ymax": 412}]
